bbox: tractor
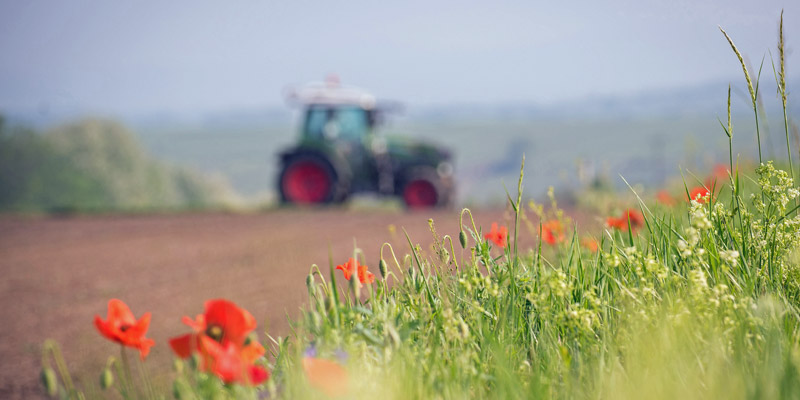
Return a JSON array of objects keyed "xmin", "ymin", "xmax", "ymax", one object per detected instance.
[{"xmin": 277, "ymin": 78, "xmax": 454, "ymax": 208}]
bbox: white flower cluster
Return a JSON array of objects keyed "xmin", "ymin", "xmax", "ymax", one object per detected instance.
[
  {"xmin": 458, "ymin": 272, "xmax": 500, "ymax": 298},
  {"xmin": 720, "ymin": 249, "xmax": 740, "ymax": 267},
  {"xmin": 442, "ymin": 308, "xmax": 470, "ymax": 341},
  {"xmin": 755, "ymin": 162, "xmax": 799, "ymax": 214},
  {"xmin": 689, "ymin": 200, "xmax": 713, "ymax": 230},
  {"xmin": 677, "ymin": 201, "xmax": 715, "ymax": 259}
]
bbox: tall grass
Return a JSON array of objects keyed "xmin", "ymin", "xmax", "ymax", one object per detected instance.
[{"xmin": 276, "ymin": 160, "xmax": 800, "ymax": 399}]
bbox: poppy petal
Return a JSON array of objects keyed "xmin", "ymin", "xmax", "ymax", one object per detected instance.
[
  {"xmin": 364, "ymin": 270, "xmax": 375, "ymax": 284},
  {"xmin": 241, "ymin": 341, "xmax": 266, "ymax": 364},
  {"xmin": 303, "ymin": 357, "xmax": 349, "ymax": 397},
  {"xmin": 125, "ymin": 312, "xmax": 151, "ymax": 338},
  {"xmin": 169, "ymin": 334, "xmax": 196, "ymax": 359},
  {"xmin": 249, "ymin": 365, "xmax": 270, "ymax": 385},
  {"xmin": 204, "ymin": 299, "xmax": 252, "ymax": 345},
  {"xmin": 200, "ymin": 336, "xmax": 244, "ymax": 384},
  {"xmin": 107, "ymin": 299, "xmax": 136, "ymax": 326},
  {"xmin": 182, "ymin": 315, "xmax": 205, "ymax": 331},
  {"xmin": 137, "ymin": 338, "xmax": 155, "ymax": 359},
  {"xmin": 94, "ymin": 315, "xmax": 114, "ymax": 341},
  {"xmin": 336, "ymin": 264, "xmax": 353, "ymax": 280}
]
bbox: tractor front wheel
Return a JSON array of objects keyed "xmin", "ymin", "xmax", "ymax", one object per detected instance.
[{"xmin": 279, "ymin": 157, "xmax": 337, "ymax": 204}]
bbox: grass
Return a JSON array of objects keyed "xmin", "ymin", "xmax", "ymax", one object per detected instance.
[
  {"xmin": 268, "ymin": 161, "xmax": 800, "ymax": 399},
  {"xmin": 40, "ymin": 12, "xmax": 800, "ymax": 400}
]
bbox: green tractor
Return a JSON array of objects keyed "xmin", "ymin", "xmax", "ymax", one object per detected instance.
[{"xmin": 277, "ymin": 78, "xmax": 454, "ymax": 208}]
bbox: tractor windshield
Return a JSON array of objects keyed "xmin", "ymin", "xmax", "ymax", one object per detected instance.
[{"xmin": 303, "ymin": 105, "xmax": 371, "ymax": 141}]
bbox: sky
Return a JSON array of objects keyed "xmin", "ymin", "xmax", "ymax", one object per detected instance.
[{"xmin": 0, "ymin": 1, "xmax": 797, "ymax": 117}]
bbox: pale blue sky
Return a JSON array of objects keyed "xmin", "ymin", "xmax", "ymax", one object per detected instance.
[{"xmin": 0, "ymin": 1, "xmax": 796, "ymax": 116}]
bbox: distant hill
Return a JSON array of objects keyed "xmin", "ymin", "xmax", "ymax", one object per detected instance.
[
  {"xmin": 406, "ymin": 78, "xmax": 800, "ymax": 121},
  {"xmin": 4, "ymin": 78, "xmax": 799, "ymax": 128},
  {"xmin": 0, "ymin": 117, "xmax": 236, "ymax": 213}
]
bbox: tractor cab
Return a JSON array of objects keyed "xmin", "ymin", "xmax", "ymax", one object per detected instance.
[
  {"xmin": 288, "ymin": 78, "xmax": 398, "ymax": 143},
  {"xmin": 303, "ymin": 105, "xmax": 372, "ymax": 142}
]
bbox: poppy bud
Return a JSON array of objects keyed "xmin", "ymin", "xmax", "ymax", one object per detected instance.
[
  {"xmin": 407, "ymin": 266, "xmax": 416, "ymax": 281},
  {"xmin": 173, "ymin": 358, "xmax": 184, "ymax": 373},
  {"xmin": 40, "ymin": 367, "xmax": 58, "ymax": 397},
  {"xmin": 379, "ymin": 259, "xmax": 388, "ymax": 279},
  {"xmin": 349, "ymin": 273, "xmax": 361, "ymax": 299},
  {"xmin": 440, "ymin": 249, "xmax": 450, "ymax": 264},
  {"xmin": 459, "ymin": 230, "xmax": 468, "ymax": 248},
  {"xmin": 188, "ymin": 353, "xmax": 200, "ymax": 371},
  {"xmin": 99, "ymin": 368, "xmax": 114, "ymax": 389},
  {"xmin": 306, "ymin": 274, "xmax": 315, "ymax": 291}
]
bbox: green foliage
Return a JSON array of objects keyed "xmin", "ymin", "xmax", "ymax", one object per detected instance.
[
  {"xmin": 273, "ymin": 155, "xmax": 800, "ymax": 399},
  {"xmin": 0, "ymin": 117, "xmax": 233, "ymax": 213}
]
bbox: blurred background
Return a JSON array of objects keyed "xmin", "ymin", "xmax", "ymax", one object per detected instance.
[
  {"xmin": 1, "ymin": 0, "xmax": 799, "ymax": 211},
  {"xmin": 3, "ymin": 2, "xmax": 800, "ymax": 396}
]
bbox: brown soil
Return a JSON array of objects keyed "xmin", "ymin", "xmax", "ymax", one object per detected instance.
[{"xmin": 0, "ymin": 207, "xmax": 586, "ymax": 398}]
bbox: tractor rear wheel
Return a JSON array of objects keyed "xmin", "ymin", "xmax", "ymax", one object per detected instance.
[
  {"xmin": 403, "ymin": 180, "xmax": 439, "ymax": 208},
  {"xmin": 399, "ymin": 168, "xmax": 451, "ymax": 209}
]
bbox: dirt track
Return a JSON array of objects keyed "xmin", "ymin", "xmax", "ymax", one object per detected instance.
[{"xmin": 0, "ymin": 208, "xmax": 537, "ymax": 398}]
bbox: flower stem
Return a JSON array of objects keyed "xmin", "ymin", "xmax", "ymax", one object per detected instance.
[{"xmin": 120, "ymin": 345, "xmax": 137, "ymax": 399}]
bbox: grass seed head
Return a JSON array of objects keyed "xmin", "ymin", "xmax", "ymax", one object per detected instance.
[
  {"xmin": 720, "ymin": 26, "xmax": 756, "ymax": 107},
  {"xmin": 779, "ymin": 11, "xmax": 785, "ymax": 91},
  {"xmin": 727, "ymin": 84, "xmax": 732, "ymax": 138}
]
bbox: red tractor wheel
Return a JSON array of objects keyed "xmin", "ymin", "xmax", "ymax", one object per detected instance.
[
  {"xmin": 280, "ymin": 159, "xmax": 333, "ymax": 204},
  {"xmin": 402, "ymin": 179, "xmax": 439, "ymax": 209}
]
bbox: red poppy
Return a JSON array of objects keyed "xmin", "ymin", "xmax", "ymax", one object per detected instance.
[
  {"xmin": 581, "ymin": 237, "xmax": 599, "ymax": 252},
  {"xmin": 484, "ymin": 223, "xmax": 508, "ymax": 248},
  {"xmin": 94, "ymin": 299, "xmax": 155, "ymax": 359},
  {"xmin": 606, "ymin": 216, "xmax": 625, "ymax": 231},
  {"xmin": 541, "ymin": 220, "xmax": 565, "ymax": 245},
  {"xmin": 623, "ymin": 209, "xmax": 644, "ymax": 229},
  {"xmin": 687, "ymin": 186, "xmax": 712, "ymax": 204},
  {"xmin": 169, "ymin": 299, "xmax": 267, "ymax": 385},
  {"xmin": 656, "ymin": 190, "xmax": 675, "ymax": 206},
  {"xmin": 303, "ymin": 356, "xmax": 349, "ymax": 397},
  {"xmin": 606, "ymin": 209, "xmax": 644, "ymax": 232},
  {"xmin": 200, "ymin": 336, "xmax": 269, "ymax": 385},
  {"xmin": 705, "ymin": 164, "xmax": 732, "ymax": 187},
  {"xmin": 335, "ymin": 258, "xmax": 375, "ymax": 284}
]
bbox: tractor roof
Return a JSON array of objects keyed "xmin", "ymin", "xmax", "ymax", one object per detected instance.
[
  {"xmin": 284, "ymin": 75, "xmax": 403, "ymax": 113},
  {"xmin": 284, "ymin": 77, "xmax": 377, "ymax": 109}
]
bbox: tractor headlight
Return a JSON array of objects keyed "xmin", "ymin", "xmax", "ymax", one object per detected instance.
[{"xmin": 437, "ymin": 162, "xmax": 453, "ymax": 178}]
